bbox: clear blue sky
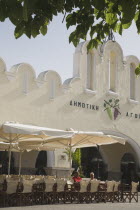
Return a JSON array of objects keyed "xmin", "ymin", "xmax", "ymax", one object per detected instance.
[{"xmin": 0, "ymin": 15, "xmax": 140, "ymax": 82}]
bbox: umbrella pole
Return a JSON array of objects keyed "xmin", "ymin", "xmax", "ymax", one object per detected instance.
[
  {"xmin": 69, "ymin": 146, "xmax": 72, "ymax": 176},
  {"xmin": 8, "ymin": 144, "xmax": 12, "ymax": 176},
  {"xmin": 19, "ymin": 151, "xmax": 22, "ymax": 176}
]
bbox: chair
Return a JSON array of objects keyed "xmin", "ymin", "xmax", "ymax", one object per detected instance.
[
  {"xmin": 70, "ymin": 182, "xmax": 80, "ymax": 203},
  {"xmin": 65, "ymin": 179, "xmax": 74, "ymax": 203},
  {"xmin": 97, "ymin": 181, "xmax": 107, "ymax": 203},
  {"xmin": 77, "ymin": 181, "xmax": 90, "ymax": 203},
  {"xmin": 105, "ymin": 181, "xmax": 115, "ymax": 202},
  {"xmin": 90, "ymin": 179, "xmax": 100, "ymax": 203},
  {"xmin": 44, "ymin": 179, "xmax": 56, "ymax": 204},
  {"xmin": 67, "ymin": 178, "xmax": 74, "ymax": 190},
  {"xmin": 5, "ymin": 178, "xmax": 19, "ymax": 207},
  {"xmin": 98, "ymin": 181, "xmax": 114, "ymax": 203},
  {"xmin": 32, "ymin": 178, "xmax": 45, "ymax": 205},
  {"xmin": 56, "ymin": 179, "xmax": 67, "ymax": 203},
  {"xmin": 121, "ymin": 183, "xmax": 131, "ymax": 202},
  {"xmin": 113, "ymin": 181, "xmax": 120, "ymax": 202},
  {"xmin": 129, "ymin": 182, "xmax": 139, "ymax": 202},
  {"xmin": 20, "ymin": 179, "xmax": 34, "ymax": 206}
]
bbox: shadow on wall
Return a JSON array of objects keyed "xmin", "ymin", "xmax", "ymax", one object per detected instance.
[{"xmin": 35, "ymin": 151, "xmax": 47, "ymax": 175}]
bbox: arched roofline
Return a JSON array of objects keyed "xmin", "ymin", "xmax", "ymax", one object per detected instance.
[
  {"xmin": 9, "ymin": 63, "xmax": 36, "ymax": 78},
  {"xmin": 63, "ymin": 77, "xmax": 80, "ymax": 87},
  {"xmin": 101, "ymin": 40, "xmax": 124, "ymax": 58},
  {"xmin": 75, "ymin": 41, "xmax": 98, "ymax": 55},
  {"xmin": 37, "ymin": 70, "xmax": 62, "ymax": 85},
  {"xmin": 125, "ymin": 55, "xmax": 140, "ymax": 65},
  {"xmin": 0, "ymin": 57, "xmax": 7, "ymax": 72},
  {"xmin": 75, "ymin": 41, "xmax": 89, "ymax": 54}
]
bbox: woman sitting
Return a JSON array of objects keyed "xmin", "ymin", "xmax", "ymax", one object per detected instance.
[{"xmin": 72, "ymin": 171, "xmax": 82, "ymax": 182}]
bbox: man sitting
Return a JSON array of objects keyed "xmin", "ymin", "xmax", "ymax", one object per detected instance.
[{"xmin": 90, "ymin": 172, "xmax": 95, "ymax": 180}]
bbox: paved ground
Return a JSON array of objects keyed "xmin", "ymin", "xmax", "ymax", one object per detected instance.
[{"xmin": 1, "ymin": 202, "xmax": 140, "ymax": 210}]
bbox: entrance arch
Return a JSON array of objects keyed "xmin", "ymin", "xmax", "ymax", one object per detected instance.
[
  {"xmin": 100, "ymin": 130, "xmax": 140, "ymax": 167},
  {"xmin": 81, "ymin": 147, "xmax": 107, "ymax": 180}
]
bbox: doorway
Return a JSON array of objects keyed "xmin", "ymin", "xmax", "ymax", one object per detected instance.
[
  {"xmin": 121, "ymin": 153, "xmax": 138, "ymax": 184},
  {"xmin": 35, "ymin": 151, "xmax": 47, "ymax": 175},
  {"xmin": 0, "ymin": 151, "xmax": 15, "ymax": 174},
  {"xmin": 81, "ymin": 147, "xmax": 107, "ymax": 180}
]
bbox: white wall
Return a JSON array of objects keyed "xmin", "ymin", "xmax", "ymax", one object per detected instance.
[{"xmin": 0, "ymin": 40, "xmax": 140, "ymax": 171}]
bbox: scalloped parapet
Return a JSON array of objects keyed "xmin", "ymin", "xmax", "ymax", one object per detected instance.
[
  {"xmin": 37, "ymin": 70, "xmax": 62, "ymax": 84},
  {"xmin": 0, "ymin": 40, "xmax": 139, "ymax": 99}
]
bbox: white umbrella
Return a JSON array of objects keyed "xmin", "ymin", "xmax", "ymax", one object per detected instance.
[
  {"xmin": 0, "ymin": 141, "xmax": 18, "ymax": 151},
  {"xmin": 0, "ymin": 122, "xmax": 73, "ymax": 175},
  {"xmin": 0, "ymin": 141, "xmax": 56, "ymax": 176},
  {"xmin": 42, "ymin": 131, "xmax": 126, "ymax": 169},
  {"xmin": 1, "ymin": 122, "xmax": 73, "ymax": 137},
  {"xmin": 0, "ymin": 123, "xmax": 126, "ymax": 175}
]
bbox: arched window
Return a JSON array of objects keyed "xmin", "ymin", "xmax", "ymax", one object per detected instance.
[
  {"xmin": 121, "ymin": 153, "xmax": 137, "ymax": 184},
  {"xmin": 49, "ymin": 80, "xmax": 55, "ymax": 99},
  {"xmin": 109, "ymin": 51, "xmax": 117, "ymax": 92},
  {"xmin": 86, "ymin": 52, "xmax": 96, "ymax": 91},
  {"xmin": 130, "ymin": 63, "xmax": 136, "ymax": 100}
]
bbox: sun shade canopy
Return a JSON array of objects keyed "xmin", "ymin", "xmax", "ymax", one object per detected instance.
[
  {"xmin": 0, "ymin": 122, "xmax": 73, "ymax": 145},
  {"xmin": 42, "ymin": 131, "xmax": 126, "ymax": 149},
  {"xmin": 0, "ymin": 122, "xmax": 126, "ymax": 174},
  {"xmin": 0, "ymin": 122, "xmax": 126, "ymax": 151}
]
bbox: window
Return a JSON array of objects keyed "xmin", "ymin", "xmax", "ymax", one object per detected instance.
[
  {"xmin": 86, "ymin": 53, "xmax": 96, "ymax": 91},
  {"xmin": 109, "ymin": 51, "xmax": 117, "ymax": 92},
  {"xmin": 130, "ymin": 63, "xmax": 136, "ymax": 100}
]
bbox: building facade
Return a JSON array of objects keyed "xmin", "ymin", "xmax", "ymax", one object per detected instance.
[{"xmin": 0, "ymin": 40, "xmax": 140, "ymax": 182}]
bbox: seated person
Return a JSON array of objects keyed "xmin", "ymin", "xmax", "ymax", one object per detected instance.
[
  {"xmin": 72, "ymin": 171, "xmax": 82, "ymax": 182},
  {"xmin": 90, "ymin": 172, "xmax": 95, "ymax": 180}
]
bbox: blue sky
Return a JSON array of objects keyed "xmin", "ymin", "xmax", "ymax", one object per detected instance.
[{"xmin": 0, "ymin": 15, "xmax": 140, "ymax": 82}]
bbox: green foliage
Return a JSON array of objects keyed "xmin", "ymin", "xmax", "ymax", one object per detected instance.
[
  {"xmin": 0, "ymin": 0, "xmax": 140, "ymax": 49},
  {"xmin": 40, "ymin": 25, "xmax": 48, "ymax": 36},
  {"xmin": 106, "ymin": 13, "xmax": 117, "ymax": 25},
  {"xmin": 72, "ymin": 148, "xmax": 81, "ymax": 167},
  {"xmin": 14, "ymin": 22, "xmax": 25, "ymax": 38},
  {"xmin": 72, "ymin": 148, "xmax": 84, "ymax": 177},
  {"xmin": 135, "ymin": 64, "xmax": 140, "ymax": 76},
  {"xmin": 63, "ymin": 148, "xmax": 81, "ymax": 166}
]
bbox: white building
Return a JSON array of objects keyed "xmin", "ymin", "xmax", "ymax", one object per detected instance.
[{"xmin": 0, "ymin": 40, "xmax": 140, "ymax": 182}]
